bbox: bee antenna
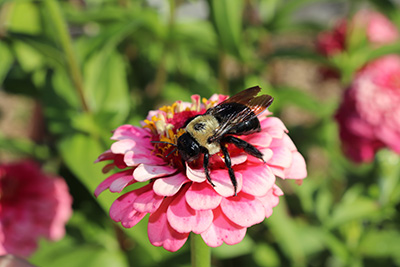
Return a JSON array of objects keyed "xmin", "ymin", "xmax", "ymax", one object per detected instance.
[
  {"xmin": 151, "ymin": 140, "xmax": 177, "ymax": 147},
  {"xmin": 166, "ymin": 148, "xmax": 177, "ymax": 158}
]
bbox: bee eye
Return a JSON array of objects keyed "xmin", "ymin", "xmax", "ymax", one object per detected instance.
[{"xmin": 193, "ymin": 123, "xmax": 206, "ymax": 131}]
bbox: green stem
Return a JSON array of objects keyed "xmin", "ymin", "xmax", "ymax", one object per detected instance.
[
  {"xmin": 44, "ymin": 0, "xmax": 89, "ymax": 112},
  {"xmin": 191, "ymin": 233, "xmax": 211, "ymax": 267}
]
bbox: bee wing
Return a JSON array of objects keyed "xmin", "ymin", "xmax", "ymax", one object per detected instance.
[
  {"xmin": 207, "ymin": 86, "xmax": 274, "ymax": 141},
  {"xmin": 219, "ymin": 86, "xmax": 262, "ymax": 106}
]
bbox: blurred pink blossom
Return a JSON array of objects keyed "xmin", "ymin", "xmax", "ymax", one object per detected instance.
[
  {"xmin": 0, "ymin": 161, "xmax": 72, "ymax": 257},
  {"xmin": 95, "ymin": 93, "xmax": 307, "ymax": 251},
  {"xmin": 353, "ymin": 10, "xmax": 399, "ymax": 45},
  {"xmin": 335, "ymin": 55, "xmax": 400, "ymax": 162},
  {"xmin": 317, "ymin": 19, "xmax": 347, "ymax": 56},
  {"xmin": 317, "ymin": 10, "xmax": 399, "ymax": 56}
]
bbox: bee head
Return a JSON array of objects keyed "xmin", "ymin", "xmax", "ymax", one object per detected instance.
[{"xmin": 177, "ymin": 133, "xmax": 201, "ymax": 162}]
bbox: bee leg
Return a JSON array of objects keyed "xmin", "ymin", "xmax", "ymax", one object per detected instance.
[
  {"xmin": 203, "ymin": 150, "xmax": 215, "ymax": 187},
  {"xmin": 223, "ymin": 136, "xmax": 264, "ymax": 162},
  {"xmin": 220, "ymin": 144, "xmax": 238, "ymax": 196}
]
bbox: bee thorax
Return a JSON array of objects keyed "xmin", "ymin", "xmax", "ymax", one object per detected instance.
[{"xmin": 186, "ymin": 115, "xmax": 220, "ymax": 154}]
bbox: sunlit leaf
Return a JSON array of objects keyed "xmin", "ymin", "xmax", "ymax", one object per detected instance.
[{"xmin": 207, "ymin": 0, "xmax": 244, "ymax": 58}]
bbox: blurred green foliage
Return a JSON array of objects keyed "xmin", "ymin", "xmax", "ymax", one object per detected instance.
[{"xmin": 1, "ymin": 0, "xmax": 400, "ymax": 266}]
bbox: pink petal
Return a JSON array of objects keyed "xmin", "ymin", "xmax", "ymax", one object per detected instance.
[
  {"xmin": 242, "ymin": 132, "xmax": 273, "ymax": 147},
  {"xmin": 133, "ymin": 164, "xmax": 177, "ymax": 182},
  {"xmin": 261, "ymin": 148, "xmax": 273, "ymax": 162},
  {"xmin": 191, "ymin": 94, "xmax": 201, "ymax": 111},
  {"xmin": 230, "ymin": 153, "xmax": 248, "ymax": 166},
  {"xmin": 186, "ymin": 164, "xmax": 206, "ymax": 183},
  {"xmin": 111, "ymin": 139, "xmax": 152, "ymax": 155},
  {"xmin": 284, "ymin": 151, "xmax": 307, "ymax": 179},
  {"xmin": 185, "ymin": 182, "xmax": 222, "ymax": 210},
  {"xmin": 102, "ymin": 163, "xmax": 115, "ymax": 173},
  {"xmin": 280, "ymin": 133, "xmax": 297, "ymax": 151},
  {"xmin": 95, "ymin": 149, "xmax": 113, "ymax": 163},
  {"xmin": 167, "ymin": 187, "xmax": 213, "ymax": 234},
  {"xmin": 153, "ymin": 173, "xmax": 189, "ymax": 196},
  {"xmin": 240, "ymin": 164, "xmax": 276, "ymax": 197},
  {"xmin": 109, "ymin": 175, "xmax": 136, "ymax": 193},
  {"xmin": 201, "ymin": 207, "xmax": 246, "ymax": 247},
  {"xmin": 148, "ymin": 198, "xmax": 189, "ymax": 252},
  {"xmin": 111, "ymin": 125, "xmax": 151, "ymax": 140},
  {"xmin": 267, "ymin": 146, "xmax": 292, "ymax": 168},
  {"xmin": 124, "ymin": 151, "xmax": 165, "ymax": 166},
  {"xmin": 261, "ymin": 117, "xmax": 287, "ymax": 138},
  {"xmin": 257, "ymin": 185, "xmax": 283, "ymax": 218},
  {"xmin": 212, "ymin": 169, "xmax": 242, "ymax": 197},
  {"xmin": 269, "ymin": 165, "xmax": 285, "ymax": 178},
  {"xmin": 109, "ymin": 184, "xmax": 152, "ymax": 228},
  {"xmin": 133, "ymin": 189, "xmax": 164, "ymax": 213},
  {"xmin": 94, "ymin": 170, "xmax": 133, "ymax": 197},
  {"xmin": 220, "ymin": 193, "xmax": 266, "ymax": 227}
]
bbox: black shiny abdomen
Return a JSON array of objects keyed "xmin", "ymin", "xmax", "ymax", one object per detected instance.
[{"xmin": 210, "ymin": 103, "xmax": 261, "ymax": 135}]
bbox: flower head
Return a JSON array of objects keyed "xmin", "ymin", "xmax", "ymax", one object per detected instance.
[
  {"xmin": 0, "ymin": 160, "xmax": 73, "ymax": 257},
  {"xmin": 95, "ymin": 92, "xmax": 307, "ymax": 251},
  {"xmin": 335, "ymin": 55, "xmax": 400, "ymax": 162}
]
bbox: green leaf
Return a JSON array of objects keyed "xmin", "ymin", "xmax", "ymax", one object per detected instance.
[
  {"xmin": 83, "ymin": 50, "xmax": 130, "ymax": 127},
  {"xmin": 327, "ymin": 194, "xmax": 380, "ymax": 229},
  {"xmin": 42, "ymin": 70, "xmax": 81, "ymax": 135},
  {"xmin": 253, "ymin": 243, "xmax": 281, "ymax": 267},
  {"xmin": 295, "ymin": 224, "xmax": 325, "ymax": 255},
  {"xmin": 265, "ymin": 198, "xmax": 307, "ymax": 265},
  {"xmin": 0, "ymin": 135, "xmax": 50, "ymax": 160},
  {"xmin": 322, "ymin": 231, "xmax": 350, "ymax": 264},
  {"xmin": 207, "ymin": 0, "xmax": 244, "ymax": 58},
  {"xmin": 0, "ymin": 42, "xmax": 13, "ymax": 84},
  {"xmin": 12, "ymin": 39, "xmax": 44, "ymax": 72},
  {"xmin": 315, "ymin": 186, "xmax": 334, "ymax": 223},
  {"xmin": 57, "ymin": 133, "xmax": 113, "ymax": 208},
  {"xmin": 8, "ymin": 32, "xmax": 65, "ymax": 69},
  {"xmin": 273, "ymin": 86, "xmax": 335, "ymax": 118},
  {"xmin": 58, "ymin": 133, "xmax": 168, "ymax": 263},
  {"xmin": 267, "ymin": 0, "xmax": 320, "ymax": 32},
  {"xmin": 212, "ymin": 235, "xmax": 254, "ymax": 259},
  {"xmin": 8, "ymin": 1, "xmax": 41, "ymax": 34},
  {"xmin": 31, "ymin": 211, "xmax": 128, "ymax": 267},
  {"xmin": 358, "ymin": 229, "xmax": 400, "ymax": 258},
  {"xmin": 31, "ymin": 239, "xmax": 128, "ymax": 267}
]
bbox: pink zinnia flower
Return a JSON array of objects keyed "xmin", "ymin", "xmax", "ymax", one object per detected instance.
[
  {"xmin": 317, "ymin": 10, "xmax": 399, "ymax": 57},
  {"xmin": 335, "ymin": 55, "xmax": 400, "ymax": 162},
  {"xmin": 95, "ymin": 92, "xmax": 307, "ymax": 251},
  {"xmin": 0, "ymin": 160, "xmax": 73, "ymax": 257}
]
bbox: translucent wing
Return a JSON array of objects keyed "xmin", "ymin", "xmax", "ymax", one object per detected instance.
[{"xmin": 207, "ymin": 86, "xmax": 273, "ymax": 142}]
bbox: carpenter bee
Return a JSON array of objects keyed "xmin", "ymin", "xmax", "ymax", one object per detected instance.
[{"xmin": 176, "ymin": 86, "xmax": 274, "ymax": 196}]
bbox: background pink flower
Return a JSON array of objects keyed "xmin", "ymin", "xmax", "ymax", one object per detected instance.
[
  {"xmin": 96, "ymin": 93, "xmax": 307, "ymax": 252},
  {"xmin": 335, "ymin": 55, "xmax": 400, "ymax": 162},
  {"xmin": 317, "ymin": 9, "xmax": 399, "ymax": 56},
  {"xmin": 0, "ymin": 161, "xmax": 73, "ymax": 257}
]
